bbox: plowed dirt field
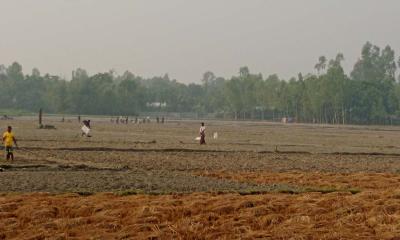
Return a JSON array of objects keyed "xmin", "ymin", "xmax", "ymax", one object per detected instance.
[{"xmin": 1, "ymin": 118, "xmax": 400, "ymax": 239}]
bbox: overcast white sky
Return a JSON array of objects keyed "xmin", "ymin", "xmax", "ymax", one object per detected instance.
[{"xmin": 1, "ymin": 0, "xmax": 399, "ymax": 82}]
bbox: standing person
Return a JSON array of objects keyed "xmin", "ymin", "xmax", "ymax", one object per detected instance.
[
  {"xmin": 199, "ymin": 122, "xmax": 206, "ymax": 145},
  {"xmin": 2, "ymin": 126, "xmax": 18, "ymax": 161}
]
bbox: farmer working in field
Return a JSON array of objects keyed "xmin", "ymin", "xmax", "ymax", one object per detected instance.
[
  {"xmin": 81, "ymin": 120, "xmax": 92, "ymax": 137},
  {"xmin": 83, "ymin": 120, "xmax": 91, "ymax": 129},
  {"xmin": 2, "ymin": 126, "xmax": 18, "ymax": 161},
  {"xmin": 199, "ymin": 122, "xmax": 206, "ymax": 145}
]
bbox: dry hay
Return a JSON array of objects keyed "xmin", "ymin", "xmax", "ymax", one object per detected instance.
[
  {"xmin": 197, "ymin": 171, "xmax": 400, "ymax": 191},
  {"xmin": 1, "ymin": 190, "xmax": 400, "ymax": 239}
]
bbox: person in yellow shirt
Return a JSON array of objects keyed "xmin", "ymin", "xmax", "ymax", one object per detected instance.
[{"xmin": 3, "ymin": 126, "xmax": 18, "ymax": 161}]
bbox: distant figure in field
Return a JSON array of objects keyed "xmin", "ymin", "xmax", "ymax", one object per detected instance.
[
  {"xmin": 2, "ymin": 126, "xmax": 18, "ymax": 161},
  {"xmin": 82, "ymin": 120, "xmax": 91, "ymax": 137},
  {"xmin": 83, "ymin": 120, "xmax": 91, "ymax": 128},
  {"xmin": 78, "ymin": 115, "xmax": 81, "ymax": 123},
  {"xmin": 199, "ymin": 122, "xmax": 206, "ymax": 145}
]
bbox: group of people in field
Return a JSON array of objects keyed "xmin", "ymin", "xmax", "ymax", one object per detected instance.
[{"xmin": 2, "ymin": 121, "xmax": 207, "ymax": 161}]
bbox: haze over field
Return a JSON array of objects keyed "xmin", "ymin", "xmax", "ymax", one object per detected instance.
[
  {"xmin": 4, "ymin": 3, "xmax": 400, "ymax": 239},
  {"xmin": 1, "ymin": 0, "xmax": 400, "ymax": 82}
]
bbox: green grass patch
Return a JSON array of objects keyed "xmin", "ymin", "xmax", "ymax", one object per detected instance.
[{"xmin": 0, "ymin": 109, "xmax": 34, "ymax": 116}]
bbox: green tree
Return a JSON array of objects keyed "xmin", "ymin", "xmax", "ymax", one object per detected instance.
[{"xmin": 314, "ymin": 56, "xmax": 327, "ymax": 75}]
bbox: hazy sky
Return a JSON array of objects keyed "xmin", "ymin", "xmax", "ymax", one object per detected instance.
[{"xmin": 1, "ymin": 0, "xmax": 399, "ymax": 83}]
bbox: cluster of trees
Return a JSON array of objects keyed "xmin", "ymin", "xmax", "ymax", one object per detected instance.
[{"xmin": 1, "ymin": 42, "xmax": 400, "ymax": 125}]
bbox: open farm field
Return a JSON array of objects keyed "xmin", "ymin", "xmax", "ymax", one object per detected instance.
[{"xmin": 1, "ymin": 118, "xmax": 400, "ymax": 239}]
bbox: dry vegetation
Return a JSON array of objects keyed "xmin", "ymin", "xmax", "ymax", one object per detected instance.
[{"xmin": 1, "ymin": 117, "xmax": 400, "ymax": 239}]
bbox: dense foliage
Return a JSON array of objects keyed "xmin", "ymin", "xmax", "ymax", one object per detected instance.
[{"xmin": 1, "ymin": 42, "xmax": 400, "ymax": 124}]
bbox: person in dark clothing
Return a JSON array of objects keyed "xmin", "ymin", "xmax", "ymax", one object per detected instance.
[{"xmin": 199, "ymin": 122, "xmax": 206, "ymax": 145}]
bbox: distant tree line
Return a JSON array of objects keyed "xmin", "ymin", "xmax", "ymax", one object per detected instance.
[{"xmin": 1, "ymin": 42, "xmax": 400, "ymax": 125}]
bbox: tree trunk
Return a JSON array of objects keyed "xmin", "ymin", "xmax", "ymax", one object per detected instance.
[
  {"xmin": 333, "ymin": 110, "xmax": 339, "ymax": 124},
  {"xmin": 273, "ymin": 110, "xmax": 275, "ymax": 122},
  {"xmin": 342, "ymin": 106, "xmax": 345, "ymax": 125},
  {"xmin": 39, "ymin": 108, "xmax": 42, "ymax": 126}
]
